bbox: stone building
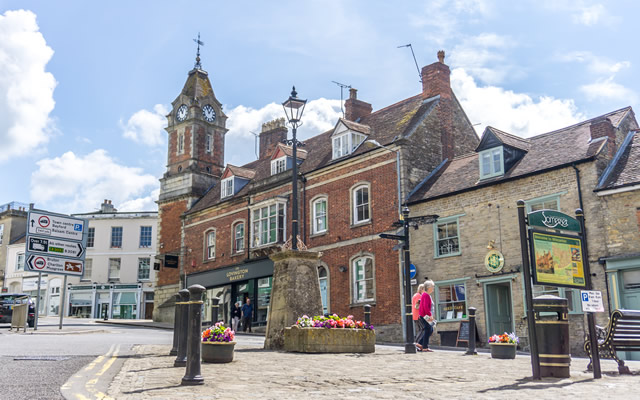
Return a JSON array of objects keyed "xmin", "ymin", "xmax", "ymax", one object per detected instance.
[
  {"xmin": 0, "ymin": 201, "xmax": 28, "ymax": 292},
  {"xmin": 153, "ymin": 51, "xmax": 479, "ymax": 341},
  {"xmin": 406, "ymin": 107, "xmax": 639, "ymax": 354}
]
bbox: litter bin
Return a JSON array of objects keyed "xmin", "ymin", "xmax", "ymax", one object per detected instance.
[
  {"xmin": 10, "ymin": 303, "xmax": 29, "ymax": 332},
  {"xmin": 533, "ymin": 295, "xmax": 571, "ymax": 378}
]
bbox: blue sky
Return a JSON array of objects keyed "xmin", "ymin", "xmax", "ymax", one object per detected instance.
[{"xmin": 1, "ymin": 1, "xmax": 638, "ymax": 214}]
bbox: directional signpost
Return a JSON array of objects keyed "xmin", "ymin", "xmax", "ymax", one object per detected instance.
[{"xmin": 26, "ymin": 208, "xmax": 88, "ymax": 330}]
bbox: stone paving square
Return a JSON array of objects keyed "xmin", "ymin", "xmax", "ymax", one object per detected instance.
[{"xmin": 108, "ymin": 343, "xmax": 640, "ymax": 399}]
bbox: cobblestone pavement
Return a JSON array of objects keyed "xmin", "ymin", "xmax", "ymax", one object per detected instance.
[{"xmin": 108, "ymin": 343, "xmax": 640, "ymax": 399}]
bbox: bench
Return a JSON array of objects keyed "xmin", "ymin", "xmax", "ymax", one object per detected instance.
[{"xmin": 584, "ymin": 309, "xmax": 640, "ymax": 374}]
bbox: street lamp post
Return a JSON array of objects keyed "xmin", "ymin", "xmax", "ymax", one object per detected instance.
[
  {"xmin": 401, "ymin": 206, "xmax": 416, "ymax": 353},
  {"xmin": 282, "ymin": 87, "xmax": 307, "ymax": 251}
]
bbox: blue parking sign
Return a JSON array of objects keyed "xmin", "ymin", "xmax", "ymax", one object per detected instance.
[
  {"xmin": 582, "ymin": 292, "xmax": 589, "ymax": 302},
  {"xmin": 74, "ymin": 224, "xmax": 83, "ymax": 231}
]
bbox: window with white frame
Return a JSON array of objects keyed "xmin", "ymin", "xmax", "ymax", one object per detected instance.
[
  {"xmin": 251, "ymin": 202, "xmax": 286, "ymax": 247},
  {"xmin": 110, "ymin": 227, "xmax": 123, "ymax": 248},
  {"xmin": 16, "ymin": 253, "xmax": 25, "ymax": 271},
  {"xmin": 525, "ymin": 194, "xmax": 560, "ymax": 213},
  {"xmin": 138, "ymin": 257, "xmax": 151, "ymax": 280},
  {"xmin": 479, "ymin": 147, "xmax": 504, "ymax": 179},
  {"xmin": 332, "ymin": 131, "xmax": 366, "ymax": 159},
  {"xmin": 436, "ymin": 281, "xmax": 467, "ymax": 320},
  {"xmin": 108, "ymin": 258, "xmax": 121, "ymax": 280},
  {"xmin": 83, "ymin": 259, "xmax": 92, "ymax": 281},
  {"xmin": 221, "ymin": 178, "xmax": 233, "ymax": 198},
  {"xmin": 205, "ymin": 134, "xmax": 212, "ymax": 153},
  {"xmin": 206, "ymin": 230, "xmax": 216, "ymax": 260},
  {"xmin": 233, "ymin": 222, "xmax": 244, "ymax": 253},
  {"xmin": 434, "ymin": 216, "xmax": 461, "ymax": 257},
  {"xmin": 352, "ymin": 256, "xmax": 374, "ymax": 303},
  {"xmin": 312, "ymin": 198, "xmax": 327, "ymax": 234},
  {"xmin": 177, "ymin": 133, "xmax": 184, "ymax": 154},
  {"xmin": 87, "ymin": 227, "xmax": 95, "ymax": 248},
  {"xmin": 352, "ymin": 185, "xmax": 370, "ymax": 224},
  {"xmin": 139, "ymin": 226, "xmax": 152, "ymax": 248},
  {"xmin": 271, "ymin": 157, "xmax": 287, "ymax": 175}
]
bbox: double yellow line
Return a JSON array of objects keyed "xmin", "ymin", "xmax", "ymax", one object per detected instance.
[{"xmin": 61, "ymin": 344, "xmax": 120, "ymax": 400}]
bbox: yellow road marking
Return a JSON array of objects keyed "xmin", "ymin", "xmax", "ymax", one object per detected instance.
[{"xmin": 95, "ymin": 345, "xmax": 120, "ymax": 376}]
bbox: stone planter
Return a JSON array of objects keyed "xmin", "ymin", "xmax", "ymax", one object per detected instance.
[
  {"xmin": 201, "ymin": 341, "xmax": 235, "ymax": 363},
  {"xmin": 490, "ymin": 343, "xmax": 517, "ymax": 359},
  {"xmin": 284, "ymin": 325, "xmax": 375, "ymax": 353}
]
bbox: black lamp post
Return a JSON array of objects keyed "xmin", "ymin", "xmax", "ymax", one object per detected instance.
[{"xmin": 282, "ymin": 86, "xmax": 307, "ymax": 251}]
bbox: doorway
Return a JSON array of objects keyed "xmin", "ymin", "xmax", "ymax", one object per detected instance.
[
  {"xmin": 484, "ymin": 281, "xmax": 514, "ymax": 338},
  {"xmin": 620, "ymin": 268, "xmax": 640, "ymax": 360}
]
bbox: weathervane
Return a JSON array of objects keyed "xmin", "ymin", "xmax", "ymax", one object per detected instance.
[{"xmin": 193, "ymin": 33, "xmax": 205, "ymax": 69}]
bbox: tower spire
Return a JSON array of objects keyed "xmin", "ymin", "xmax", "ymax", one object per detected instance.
[{"xmin": 193, "ymin": 32, "xmax": 204, "ymax": 70}]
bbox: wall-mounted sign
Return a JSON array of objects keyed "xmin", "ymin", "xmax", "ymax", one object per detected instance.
[
  {"xmin": 484, "ymin": 249, "xmax": 505, "ymax": 273},
  {"xmin": 581, "ymin": 290, "xmax": 605, "ymax": 312},
  {"xmin": 528, "ymin": 210, "xmax": 581, "ymax": 233},
  {"xmin": 164, "ymin": 255, "xmax": 179, "ymax": 269},
  {"xmin": 530, "ymin": 231, "xmax": 586, "ymax": 289}
]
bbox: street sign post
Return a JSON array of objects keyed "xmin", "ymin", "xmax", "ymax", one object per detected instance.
[
  {"xmin": 28, "ymin": 211, "xmax": 85, "ymax": 241},
  {"xmin": 28, "ymin": 236, "xmax": 85, "ymax": 258},
  {"xmin": 26, "ymin": 254, "xmax": 85, "ymax": 276}
]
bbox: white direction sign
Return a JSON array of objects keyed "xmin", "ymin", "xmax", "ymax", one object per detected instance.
[
  {"xmin": 581, "ymin": 290, "xmax": 605, "ymax": 312},
  {"xmin": 28, "ymin": 236, "xmax": 85, "ymax": 258},
  {"xmin": 28, "ymin": 211, "xmax": 85, "ymax": 241},
  {"xmin": 26, "ymin": 254, "xmax": 84, "ymax": 276}
]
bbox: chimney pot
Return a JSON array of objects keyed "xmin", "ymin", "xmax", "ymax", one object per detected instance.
[
  {"xmin": 349, "ymin": 88, "xmax": 357, "ymax": 100},
  {"xmin": 438, "ymin": 50, "xmax": 445, "ymax": 63},
  {"xmin": 344, "ymin": 88, "xmax": 372, "ymax": 121},
  {"xmin": 259, "ymin": 118, "xmax": 288, "ymax": 159}
]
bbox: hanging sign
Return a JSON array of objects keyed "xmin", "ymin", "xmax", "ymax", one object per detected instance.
[
  {"xmin": 484, "ymin": 249, "xmax": 505, "ymax": 273},
  {"xmin": 530, "ymin": 231, "xmax": 586, "ymax": 289}
]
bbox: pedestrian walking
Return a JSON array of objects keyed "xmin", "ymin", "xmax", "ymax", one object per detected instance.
[
  {"xmin": 412, "ymin": 284, "xmax": 425, "ymax": 349},
  {"xmin": 231, "ymin": 302, "xmax": 242, "ymax": 332},
  {"xmin": 417, "ymin": 280, "xmax": 436, "ymax": 352},
  {"xmin": 241, "ymin": 297, "xmax": 253, "ymax": 333}
]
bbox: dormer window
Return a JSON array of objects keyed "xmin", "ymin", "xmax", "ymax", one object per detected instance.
[
  {"xmin": 221, "ymin": 177, "xmax": 233, "ymax": 198},
  {"xmin": 332, "ymin": 132, "xmax": 366, "ymax": 159},
  {"xmin": 271, "ymin": 156, "xmax": 287, "ymax": 175},
  {"xmin": 479, "ymin": 146, "xmax": 504, "ymax": 179}
]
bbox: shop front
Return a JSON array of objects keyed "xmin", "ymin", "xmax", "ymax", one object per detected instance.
[
  {"xmin": 66, "ymin": 283, "xmax": 148, "ymax": 319},
  {"xmin": 605, "ymin": 255, "xmax": 640, "ymax": 361},
  {"xmin": 186, "ymin": 258, "xmax": 274, "ymax": 328}
]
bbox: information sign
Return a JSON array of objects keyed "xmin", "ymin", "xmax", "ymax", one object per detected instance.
[
  {"xmin": 581, "ymin": 290, "xmax": 605, "ymax": 312},
  {"xmin": 530, "ymin": 230, "xmax": 586, "ymax": 289},
  {"xmin": 26, "ymin": 254, "xmax": 84, "ymax": 276},
  {"xmin": 28, "ymin": 236, "xmax": 85, "ymax": 258},
  {"xmin": 27, "ymin": 211, "xmax": 85, "ymax": 241}
]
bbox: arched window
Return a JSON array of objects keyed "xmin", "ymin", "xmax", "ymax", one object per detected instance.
[
  {"xmin": 312, "ymin": 197, "xmax": 327, "ymax": 234},
  {"xmin": 351, "ymin": 255, "xmax": 374, "ymax": 303},
  {"xmin": 318, "ymin": 266, "xmax": 329, "ymax": 315},
  {"xmin": 352, "ymin": 184, "xmax": 370, "ymax": 224}
]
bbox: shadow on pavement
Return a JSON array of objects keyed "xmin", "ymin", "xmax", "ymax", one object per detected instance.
[
  {"xmin": 477, "ymin": 377, "xmax": 593, "ymax": 393},
  {"xmin": 123, "ymin": 384, "xmax": 183, "ymax": 395}
]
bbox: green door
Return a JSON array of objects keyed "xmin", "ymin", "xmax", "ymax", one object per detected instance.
[
  {"xmin": 620, "ymin": 268, "xmax": 640, "ymax": 360},
  {"xmin": 486, "ymin": 282, "xmax": 513, "ymax": 337}
]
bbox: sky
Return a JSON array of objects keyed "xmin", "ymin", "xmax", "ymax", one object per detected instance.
[{"xmin": 0, "ymin": 1, "xmax": 638, "ymax": 215}]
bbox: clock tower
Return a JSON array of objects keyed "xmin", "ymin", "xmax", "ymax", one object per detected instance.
[{"xmin": 155, "ymin": 50, "xmax": 227, "ymax": 299}]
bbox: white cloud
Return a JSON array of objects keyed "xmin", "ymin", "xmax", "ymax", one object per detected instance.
[
  {"xmin": 0, "ymin": 9, "xmax": 56, "ymax": 163},
  {"xmin": 562, "ymin": 51, "xmax": 631, "ymax": 75},
  {"xmin": 451, "ymin": 68, "xmax": 585, "ymax": 137},
  {"xmin": 31, "ymin": 150, "xmax": 159, "ymax": 214},
  {"xmin": 572, "ymin": 4, "xmax": 605, "ymax": 26},
  {"xmin": 411, "ymin": 0, "xmax": 492, "ymax": 44},
  {"xmin": 580, "ymin": 77, "xmax": 638, "ymax": 104},
  {"xmin": 449, "ymin": 33, "xmax": 519, "ymax": 85},
  {"xmin": 224, "ymin": 98, "xmax": 342, "ymax": 166},
  {"xmin": 118, "ymin": 188, "xmax": 160, "ymax": 212},
  {"xmin": 121, "ymin": 104, "xmax": 168, "ymax": 146}
]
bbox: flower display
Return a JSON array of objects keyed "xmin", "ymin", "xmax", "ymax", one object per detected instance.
[
  {"xmin": 295, "ymin": 314, "xmax": 374, "ymax": 330},
  {"xmin": 202, "ymin": 322, "xmax": 235, "ymax": 343},
  {"xmin": 488, "ymin": 332, "xmax": 519, "ymax": 344}
]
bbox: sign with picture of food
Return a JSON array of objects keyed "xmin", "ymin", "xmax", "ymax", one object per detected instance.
[{"xmin": 531, "ymin": 231, "xmax": 586, "ymax": 289}]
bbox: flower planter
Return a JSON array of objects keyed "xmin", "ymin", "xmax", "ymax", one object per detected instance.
[
  {"xmin": 284, "ymin": 325, "xmax": 375, "ymax": 353},
  {"xmin": 201, "ymin": 341, "xmax": 236, "ymax": 363},
  {"xmin": 490, "ymin": 343, "xmax": 517, "ymax": 359}
]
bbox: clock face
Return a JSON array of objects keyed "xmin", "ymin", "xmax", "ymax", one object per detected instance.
[
  {"xmin": 176, "ymin": 104, "xmax": 188, "ymax": 122},
  {"xmin": 202, "ymin": 104, "xmax": 216, "ymax": 122}
]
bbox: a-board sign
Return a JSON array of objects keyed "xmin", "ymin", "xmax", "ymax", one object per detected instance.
[
  {"xmin": 530, "ymin": 230, "xmax": 587, "ymax": 289},
  {"xmin": 455, "ymin": 320, "xmax": 481, "ymax": 347}
]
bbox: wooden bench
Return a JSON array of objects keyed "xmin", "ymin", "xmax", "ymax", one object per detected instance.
[{"xmin": 584, "ymin": 309, "xmax": 640, "ymax": 374}]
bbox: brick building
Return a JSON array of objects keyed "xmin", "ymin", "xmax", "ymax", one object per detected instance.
[
  {"xmin": 406, "ymin": 107, "xmax": 639, "ymax": 354},
  {"xmin": 154, "ymin": 52, "xmax": 479, "ymax": 341}
]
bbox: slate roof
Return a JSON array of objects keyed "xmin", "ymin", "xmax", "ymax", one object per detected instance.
[
  {"xmin": 276, "ymin": 144, "xmax": 308, "ymax": 160},
  {"xmin": 596, "ymin": 130, "xmax": 640, "ymax": 190},
  {"xmin": 226, "ymin": 165, "xmax": 256, "ymax": 180},
  {"xmin": 407, "ymin": 107, "xmax": 633, "ymax": 204},
  {"xmin": 486, "ymin": 127, "xmax": 530, "ymax": 151},
  {"xmin": 187, "ymin": 94, "xmax": 438, "ymax": 215},
  {"xmin": 181, "ymin": 69, "xmax": 215, "ymax": 100}
]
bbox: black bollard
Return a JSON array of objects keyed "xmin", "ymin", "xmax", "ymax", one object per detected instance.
[
  {"xmin": 364, "ymin": 304, "xmax": 371, "ymax": 326},
  {"xmin": 169, "ymin": 293, "xmax": 180, "ymax": 356},
  {"xmin": 173, "ymin": 289, "xmax": 190, "ymax": 367},
  {"xmin": 465, "ymin": 307, "xmax": 477, "ymax": 355},
  {"xmin": 182, "ymin": 284, "xmax": 205, "ymax": 386}
]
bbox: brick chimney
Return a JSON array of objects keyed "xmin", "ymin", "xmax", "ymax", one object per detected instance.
[
  {"xmin": 100, "ymin": 199, "xmax": 117, "ymax": 213},
  {"xmin": 344, "ymin": 88, "xmax": 372, "ymax": 122},
  {"xmin": 590, "ymin": 117, "xmax": 617, "ymax": 158},
  {"xmin": 259, "ymin": 118, "xmax": 288, "ymax": 159},
  {"xmin": 421, "ymin": 50, "xmax": 454, "ymax": 159}
]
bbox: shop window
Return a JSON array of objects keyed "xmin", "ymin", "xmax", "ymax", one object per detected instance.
[
  {"xmin": 205, "ymin": 230, "xmax": 216, "ymax": 260},
  {"xmin": 233, "ymin": 222, "xmax": 244, "ymax": 253},
  {"xmin": 82, "ymin": 259, "xmax": 92, "ymax": 281},
  {"xmin": 312, "ymin": 197, "xmax": 327, "ymax": 234},
  {"xmin": 352, "ymin": 184, "xmax": 370, "ymax": 225},
  {"xmin": 87, "ymin": 227, "xmax": 95, "ymax": 248},
  {"xmin": 436, "ymin": 281, "xmax": 467, "ymax": 321},
  {"xmin": 110, "ymin": 227, "xmax": 123, "ymax": 248},
  {"xmin": 139, "ymin": 226, "xmax": 152, "ymax": 248},
  {"xmin": 16, "ymin": 253, "xmax": 25, "ymax": 271},
  {"xmin": 434, "ymin": 216, "xmax": 461, "ymax": 258},
  {"xmin": 108, "ymin": 258, "xmax": 121, "ymax": 281},
  {"xmin": 251, "ymin": 202, "xmax": 286, "ymax": 247},
  {"xmin": 352, "ymin": 256, "xmax": 374, "ymax": 303},
  {"xmin": 479, "ymin": 147, "xmax": 504, "ymax": 179},
  {"xmin": 138, "ymin": 257, "xmax": 151, "ymax": 280}
]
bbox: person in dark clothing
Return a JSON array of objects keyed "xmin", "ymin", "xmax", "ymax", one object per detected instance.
[
  {"xmin": 241, "ymin": 298, "xmax": 253, "ymax": 333},
  {"xmin": 231, "ymin": 302, "xmax": 242, "ymax": 332}
]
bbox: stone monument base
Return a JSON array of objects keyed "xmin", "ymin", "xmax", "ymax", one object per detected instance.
[{"xmin": 284, "ymin": 325, "xmax": 376, "ymax": 353}]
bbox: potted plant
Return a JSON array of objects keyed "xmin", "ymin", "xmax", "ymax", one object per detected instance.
[
  {"xmin": 488, "ymin": 332, "xmax": 519, "ymax": 359},
  {"xmin": 201, "ymin": 322, "xmax": 236, "ymax": 363},
  {"xmin": 285, "ymin": 314, "xmax": 376, "ymax": 353}
]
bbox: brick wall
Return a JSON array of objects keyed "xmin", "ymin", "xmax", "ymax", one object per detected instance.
[{"xmin": 156, "ymin": 198, "xmax": 188, "ymax": 287}]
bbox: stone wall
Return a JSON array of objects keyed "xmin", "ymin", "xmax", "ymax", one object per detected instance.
[{"xmin": 152, "ymin": 283, "xmax": 180, "ymax": 323}]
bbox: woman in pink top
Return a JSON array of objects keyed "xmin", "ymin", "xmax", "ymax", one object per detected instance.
[
  {"xmin": 412, "ymin": 284, "xmax": 425, "ymax": 346},
  {"xmin": 418, "ymin": 280, "xmax": 436, "ymax": 352}
]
